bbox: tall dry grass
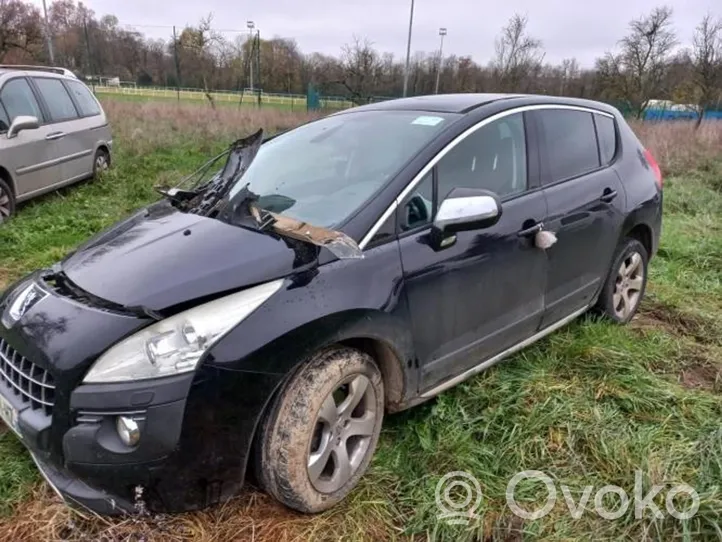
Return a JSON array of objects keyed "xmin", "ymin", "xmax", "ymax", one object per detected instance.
[
  {"xmin": 102, "ymin": 100, "xmax": 322, "ymax": 155},
  {"xmin": 627, "ymin": 120, "xmax": 722, "ymax": 176},
  {"xmin": 102, "ymin": 99, "xmax": 722, "ymax": 179}
]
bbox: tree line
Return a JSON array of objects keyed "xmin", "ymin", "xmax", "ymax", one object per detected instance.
[{"xmin": 1, "ymin": 0, "xmax": 721, "ymax": 120}]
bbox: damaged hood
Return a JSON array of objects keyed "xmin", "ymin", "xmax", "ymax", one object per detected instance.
[{"xmin": 60, "ymin": 201, "xmax": 307, "ymax": 312}]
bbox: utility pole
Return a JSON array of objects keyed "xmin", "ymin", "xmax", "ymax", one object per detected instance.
[
  {"xmin": 247, "ymin": 21, "xmax": 255, "ymax": 91},
  {"xmin": 434, "ymin": 28, "xmax": 447, "ymax": 94},
  {"xmin": 42, "ymin": 0, "xmax": 55, "ymax": 64},
  {"xmin": 402, "ymin": 0, "xmax": 415, "ymax": 97},
  {"xmin": 172, "ymin": 26, "xmax": 181, "ymax": 102}
]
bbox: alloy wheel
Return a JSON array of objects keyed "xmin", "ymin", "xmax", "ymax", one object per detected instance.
[
  {"xmin": 613, "ymin": 251, "xmax": 644, "ymax": 319},
  {"xmin": 307, "ymin": 374, "xmax": 377, "ymax": 493},
  {"xmin": 95, "ymin": 153, "xmax": 109, "ymax": 172},
  {"xmin": 0, "ymin": 185, "xmax": 11, "ymax": 222}
]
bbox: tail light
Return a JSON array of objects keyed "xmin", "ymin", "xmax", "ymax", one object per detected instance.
[{"xmin": 644, "ymin": 149, "xmax": 663, "ymax": 190}]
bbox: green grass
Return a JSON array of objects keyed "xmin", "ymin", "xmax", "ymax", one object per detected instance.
[{"xmin": 0, "ymin": 112, "xmax": 721, "ymax": 540}]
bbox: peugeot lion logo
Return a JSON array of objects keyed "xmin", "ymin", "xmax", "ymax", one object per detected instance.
[{"xmin": 1, "ymin": 283, "xmax": 47, "ymax": 329}]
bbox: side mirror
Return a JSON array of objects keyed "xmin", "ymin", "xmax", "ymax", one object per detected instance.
[
  {"xmin": 7, "ymin": 116, "xmax": 39, "ymax": 139},
  {"xmin": 433, "ymin": 188, "xmax": 502, "ymax": 234}
]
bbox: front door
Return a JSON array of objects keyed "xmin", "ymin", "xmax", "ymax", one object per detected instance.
[
  {"xmin": 532, "ymin": 108, "xmax": 627, "ymax": 327},
  {"xmin": 0, "ymin": 77, "xmax": 62, "ymax": 198},
  {"xmin": 397, "ymin": 111, "xmax": 549, "ymax": 392}
]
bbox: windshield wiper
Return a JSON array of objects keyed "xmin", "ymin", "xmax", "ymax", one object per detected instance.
[{"xmin": 158, "ymin": 129, "xmax": 264, "ymax": 218}]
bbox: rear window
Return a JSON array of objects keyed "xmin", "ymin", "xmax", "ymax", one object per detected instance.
[
  {"xmin": 33, "ymin": 78, "xmax": 78, "ymax": 122},
  {"xmin": 595, "ymin": 114, "xmax": 617, "ymax": 165},
  {"xmin": 65, "ymin": 80, "xmax": 101, "ymax": 116},
  {"xmin": 538, "ymin": 109, "xmax": 600, "ymax": 183}
]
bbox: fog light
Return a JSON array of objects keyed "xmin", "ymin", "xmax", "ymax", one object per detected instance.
[{"xmin": 116, "ymin": 416, "xmax": 140, "ymax": 446}]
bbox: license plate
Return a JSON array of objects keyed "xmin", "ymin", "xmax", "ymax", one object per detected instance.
[{"xmin": 0, "ymin": 394, "xmax": 19, "ymax": 436}]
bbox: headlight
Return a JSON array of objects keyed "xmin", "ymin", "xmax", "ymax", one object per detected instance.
[{"xmin": 83, "ymin": 279, "xmax": 284, "ymax": 383}]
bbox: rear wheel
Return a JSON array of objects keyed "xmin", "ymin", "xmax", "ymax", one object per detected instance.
[
  {"xmin": 92, "ymin": 148, "xmax": 110, "ymax": 179},
  {"xmin": 0, "ymin": 178, "xmax": 15, "ymax": 224},
  {"xmin": 596, "ymin": 238, "xmax": 648, "ymax": 323},
  {"xmin": 254, "ymin": 346, "xmax": 384, "ymax": 513}
]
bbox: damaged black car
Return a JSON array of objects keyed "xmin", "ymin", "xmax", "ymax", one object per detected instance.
[{"xmin": 0, "ymin": 94, "xmax": 662, "ymax": 515}]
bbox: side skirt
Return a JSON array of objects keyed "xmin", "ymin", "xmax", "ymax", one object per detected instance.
[{"xmin": 419, "ymin": 305, "xmax": 590, "ymax": 399}]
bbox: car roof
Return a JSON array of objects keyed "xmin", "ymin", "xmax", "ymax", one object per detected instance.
[
  {"xmin": 0, "ymin": 65, "xmax": 76, "ymax": 80},
  {"xmin": 346, "ymin": 93, "xmax": 522, "ymax": 114},
  {"xmin": 337, "ymin": 93, "xmax": 619, "ymax": 117}
]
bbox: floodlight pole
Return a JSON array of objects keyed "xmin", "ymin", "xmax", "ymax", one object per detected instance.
[
  {"xmin": 42, "ymin": 0, "xmax": 55, "ymax": 64},
  {"xmin": 434, "ymin": 28, "xmax": 447, "ymax": 94},
  {"xmin": 247, "ymin": 21, "xmax": 255, "ymax": 91},
  {"xmin": 402, "ymin": 0, "xmax": 415, "ymax": 97}
]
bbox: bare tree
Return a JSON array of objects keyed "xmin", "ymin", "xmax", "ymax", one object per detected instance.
[
  {"xmin": 491, "ymin": 14, "xmax": 544, "ymax": 92},
  {"xmin": 691, "ymin": 14, "xmax": 722, "ymax": 127},
  {"xmin": 598, "ymin": 7, "xmax": 677, "ymax": 118},
  {"xmin": 335, "ymin": 36, "xmax": 382, "ymax": 104},
  {"xmin": 0, "ymin": 0, "xmax": 44, "ymax": 62}
]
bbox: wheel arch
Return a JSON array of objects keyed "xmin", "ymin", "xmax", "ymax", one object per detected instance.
[
  {"xmin": 624, "ymin": 222, "xmax": 653, "ymax": 257},
  {"xmin": 0, "ymin": 164, "xmax": 15, "ymax": 195}
]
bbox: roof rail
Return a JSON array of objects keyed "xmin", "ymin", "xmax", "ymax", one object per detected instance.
[{"xmin": 0, "ymin": 65, "xmax": 72, "ymax": 76}]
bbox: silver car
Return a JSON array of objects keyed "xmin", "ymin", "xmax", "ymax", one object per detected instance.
[{"xmin": 0, "ymin": 66, "xmax": 112, "ymax": 222}]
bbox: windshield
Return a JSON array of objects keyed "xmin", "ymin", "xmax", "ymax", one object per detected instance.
[{"xmin": 227, "ymin": 110, "xmax": 458, "ymax": 228}]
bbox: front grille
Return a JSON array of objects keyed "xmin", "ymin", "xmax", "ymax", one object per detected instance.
[{"xmin": 0, "ymin": 338, "xmax": 55, "ymax": 416}]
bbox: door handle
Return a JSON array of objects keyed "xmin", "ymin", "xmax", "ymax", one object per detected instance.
[
  {"xmin": 600, "ymin": 189, "xmax": 618, "ymax": 203},
  {"xmin": 45, "ymin": 132, "xmax": 65, "ymax": 140},
  {"xmin": 517, "ymin": 221, "xmax": 544, "ymax": 238}
]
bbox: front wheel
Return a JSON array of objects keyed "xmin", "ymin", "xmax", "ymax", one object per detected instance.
[
  {"xmin": 0, "ymin": 178, "xmax": 15, "ymax": 224},
  {"xmin": 596, "ymin": 238, "xmax": 648, "ymax": 323},
  {"xmin": 254, "ymin": 347, "xmax": 384, "ymax": 513}
]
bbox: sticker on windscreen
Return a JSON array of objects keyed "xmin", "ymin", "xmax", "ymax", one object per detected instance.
[{"xmin": 411, "ymin": 116, "xmax": 445, "ymax": 126}]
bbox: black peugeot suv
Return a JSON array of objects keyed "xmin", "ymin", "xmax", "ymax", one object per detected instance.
[{"xmin": 0, "ymin": 94, "xmax": 662, "ymax": 515}]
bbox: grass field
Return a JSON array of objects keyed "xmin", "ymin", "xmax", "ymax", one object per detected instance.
[
  {"xmin": 94, "ymin": 85, "xmax": 352, "ymax": 111},
  {"xmin": 0, "ymin": 98, "xmax": 721, "ymax": 541}
]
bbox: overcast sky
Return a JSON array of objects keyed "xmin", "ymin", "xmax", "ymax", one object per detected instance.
[{"xmin": 30, "ymin": 0, "xmax": 720, "ymax": 66}]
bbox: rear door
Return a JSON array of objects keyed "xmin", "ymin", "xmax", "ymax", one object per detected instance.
[
  {"xmin": 0, "ymin": 77, "xmax": 60, "ymax": 198},
  {"xmin": 31, "ymin": 77, "xmax": 91, "ymax": 183},
  {"xmin": 397, "ymin": 111, "xmax": 549, "ymax": 392},
  {"xmin": 63, "ymin": 79, "xmax": 107, "ymax": 165},
  {"xmin": 533, "ymin": 107, "xmax": 626, "ymax": 327}
]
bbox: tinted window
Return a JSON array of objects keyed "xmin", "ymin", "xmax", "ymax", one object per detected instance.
[
  {"xmin": 33, "ymin": 78, "xmax": 78, "ymax": 121},
  {"xmin": 66, "ymin": 80, "xmax": 101, "ymax": 116},
  {"xmin": 437, "ymin": 112, "xmax": 527, "ymax": 200},
  {"xmin": 0, "ymin": 104, "xmax": 9, "ymax": 132},
  {"xmin": 0, "ymin": 78, "xmax": 42, "ymax": 123},
  {"xmin": 595, "ymin": 114, "xmax": 617, "ymax": 165},
  {"xmin": 538, "ymin": 110, "xmax": 600, "ymax": 183},
  {"xmin": 400, "ymin": 171, "xmax": 434, "ymax": 231},
  {"xmin": 228, "ymin": 111, "xmax": 457, "ymax": 228}
]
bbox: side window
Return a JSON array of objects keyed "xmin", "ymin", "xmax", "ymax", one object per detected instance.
[
  {"xmin": 33, "ymin": 78, "xmax": 79, "ymax": 122},
  {"xmin": 595, "ymin": 114, "xmax": 617, "ymax": 165},
  {"xmin": 400, "ymin": 171, "xmax": 434, "ymax": 231},
  {"xmin": 0, "ymin": 78, "xmax": 43, "ymax": 123},
  {"xmin": 538, "ymin": 110, "xmax": 600, "ymax": 183},
  {"xmin": 65, "ymin": 80, "xmax": 101, "ymax": 116},
  {"xmin": 437, "ymin": 112, "xmax": 527, "ymax": 200}
]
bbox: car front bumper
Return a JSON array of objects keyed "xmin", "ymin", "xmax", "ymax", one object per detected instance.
[{"xmin": 0, "ymin": 272, "xmax": 286, "ymax": 515}]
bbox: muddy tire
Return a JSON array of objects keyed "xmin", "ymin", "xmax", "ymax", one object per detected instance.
[
  {"xmin": 0, "ymin": 177, "xmax": 15, "ymax": 224},
  {"xmin": 254, "ymin": 346, "xmax": 384, "ymax": 513},
  {"xmin": 92, "ymin": 148, "xmax": 110, "ymax": 179},
  {"xmin": 595, "ymin": 238, "xmax": 648, "ymax": 324}
]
